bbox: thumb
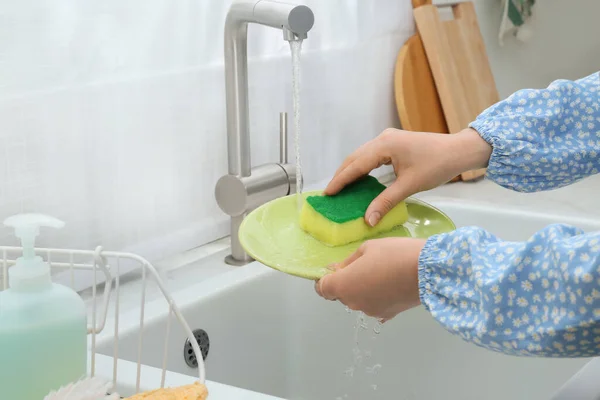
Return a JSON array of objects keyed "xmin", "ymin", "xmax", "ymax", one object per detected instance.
[
  {"xmin": 315, "ymin": 273, "xmax": 340, "ymax": 301},
  {"xmin": 315, "ymin": 244, "xmax": 367, "ymax": 301},
  {"xmin": 365, "ymin": 180, "xmax": 410, "ymax": 227}
]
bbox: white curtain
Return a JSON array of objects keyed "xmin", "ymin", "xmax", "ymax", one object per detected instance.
[{"xmin": 0, "ymin": 1, "xmax": 414, "ymax": 272}]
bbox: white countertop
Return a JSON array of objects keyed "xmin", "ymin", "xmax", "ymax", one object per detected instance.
[
  {"xmin": 93, "ymin": 353, "xmax": 285, "ymax": 399},
  {"xmin": 415, "ymin": 174, "xmax": 600, "ymax": 220}
]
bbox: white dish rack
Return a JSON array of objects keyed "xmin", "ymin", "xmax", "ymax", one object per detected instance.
[{"xmin": 0, "ymin": 245, "xmax": 206, "ymax": 396}]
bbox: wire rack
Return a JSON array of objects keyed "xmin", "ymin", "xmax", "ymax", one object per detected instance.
[{"xmin": 0, "ymin": 245, "xmax": 206, "ymax": 396}]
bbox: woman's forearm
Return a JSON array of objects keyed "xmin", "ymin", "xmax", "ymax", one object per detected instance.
[
  {"xmin": 449, "ymin": 128, "xmax": 493, "ymax": 173},
  {"xmin": 466, "ymin": 71, "xmax": 600, "ymax": 192},
  {"xmin": 419, "ymin": 223, "xmax": 600, "ymax": 357}
]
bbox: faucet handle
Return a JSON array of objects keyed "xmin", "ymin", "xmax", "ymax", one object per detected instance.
[{"xmin": 280, "ymin": 112, "xmax": 288, "ymax": 164}]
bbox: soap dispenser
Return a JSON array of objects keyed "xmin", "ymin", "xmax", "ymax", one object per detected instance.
[{"xmin": 0, "ymin": 214, "xmax": 88, "ymax": 400}]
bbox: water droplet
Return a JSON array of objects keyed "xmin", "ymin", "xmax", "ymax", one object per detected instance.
[
  {"xmin": 364, "ymin": 350, "xmax": 372, "ymax": 359},
  {"xmin": 373, "ymin": 320, "xmax": 383, "ymax": 334},
  {"xmin": 366, "ymin": 364, "xmax": 382, "ymax": 375},
  {"xmin": 371, "ymin": 384, "xmax": 378, "ymax": 391},
  {"xmin": 345, "ymin": 306, "xmax": 352, "ymax": 314},
  {"xmin": 344, "ymin": 367, "xmax": 354, "ymax": 377}
]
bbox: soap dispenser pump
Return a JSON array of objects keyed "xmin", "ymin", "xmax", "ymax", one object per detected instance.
[{"xmin": 0, "ymin": 214, "xmax": 88, "ymax": 400}]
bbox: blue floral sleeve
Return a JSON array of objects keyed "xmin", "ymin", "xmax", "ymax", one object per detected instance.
[
  {"xmin": 419, "ymin": 224, "xmax": 600, "ymax": 357},
  {"xmin": 417, "ymin": 72, "xmax": 600, "ymax": 357},
  {"xmin": 469, "ymin": 71, "xmax": 600, "ymax": 192}
]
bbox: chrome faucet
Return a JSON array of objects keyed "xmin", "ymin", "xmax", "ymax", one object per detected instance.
[{"xmin": 215, "ymin": 0, "xmax": 315, "ymax": 265}]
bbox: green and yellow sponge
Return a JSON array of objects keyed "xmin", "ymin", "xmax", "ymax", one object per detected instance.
[{"xmin": 299, "ymin": 175, "xmax": 408, "ymax": 246}]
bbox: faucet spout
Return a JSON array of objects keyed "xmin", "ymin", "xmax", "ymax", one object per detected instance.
[
  {"xmin": 217, "ymin": 0, "xmax": 314, "ymax": 265},
  {"xmin": 228, "ymin": 0, "xmax": 314, "ymax": 40},
  {"xmin": 224, "ymin": 0, "xmax": 314, "ymax": 177},
  {"xmin": 283, "ymin": 26, "xmax": 306, "ymax": 42}
]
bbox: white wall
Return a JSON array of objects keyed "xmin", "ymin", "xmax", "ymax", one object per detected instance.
[
  {"xmin": 0, "ymin": 0, "xmax": 598, "ymax": 268},
  {"xmin": 0, "ymin": 0, "xmax": 414, "ymax": 264},
  {"xmin": 467, "ymin": 0, "xmax": 600, "ymax": 97}
]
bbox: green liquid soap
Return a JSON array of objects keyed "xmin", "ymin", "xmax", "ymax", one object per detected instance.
[{"xmin": 0, "ymin": 214, "xmax": 88, "ymax": 400}]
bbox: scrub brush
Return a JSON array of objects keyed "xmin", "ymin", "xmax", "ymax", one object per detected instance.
[
  {"xmin": 43, "ymin": 376, "xmax": 119, "ymax": 400},
  {"xmin": 299, "ymin": 175, "xmax": 408, "ymax": 246}
]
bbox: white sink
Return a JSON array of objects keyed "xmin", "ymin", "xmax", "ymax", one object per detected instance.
[{"xmin": 94, "ymin": 199, "xmax": 599, "ymax": 400}]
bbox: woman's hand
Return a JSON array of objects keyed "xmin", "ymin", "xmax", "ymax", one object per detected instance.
[
  {"xmin": 314, "ymin": 237, "xmax": 427, "ymax": 320},
  {"xmin": 325, "ymin": 128, "xmax": 491, "ymax": 226}
]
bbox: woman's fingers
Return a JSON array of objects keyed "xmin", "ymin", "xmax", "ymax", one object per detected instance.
[
  {"xmin": 325, "ymin": 140, "xmax": 385, "ymax": 195},
  {"xmin": 331, "ymin": 142, "xmax": 369, "ymax": 179},
  {"xmin": 336, "ymin": 243, "xmax": 366, "ymax": 269},
  {"xmin": 314, "ymin": 243, "xmax": 367, "ymax": 301},
  {"xmin": 364, "ymin": 180, "xmax": 412, "ymax": 226},
  {"xmin": 325, "ymin": 151, "xmax": 383, "ymax": 196}
]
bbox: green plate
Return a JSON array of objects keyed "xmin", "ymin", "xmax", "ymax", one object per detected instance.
[{"xmin": 239, "ymin": 190, "xmax": 456, "ymax": 280}]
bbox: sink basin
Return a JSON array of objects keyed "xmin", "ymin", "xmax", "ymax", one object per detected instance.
[{"xmin": 94, "ymin": 199, "xmax": 598, "ymax": 400}]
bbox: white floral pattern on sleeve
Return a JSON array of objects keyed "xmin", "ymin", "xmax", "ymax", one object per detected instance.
[
  {"xmin": 417, "ymin": 73, "xmax": 600, "ymax": 357},
  {"xmin": 419, "ymin": 225, "xmax": 600, "ymax": 357},
  {"xmin": 470, "ymin": 71, "xmax": 600, "ymax": 192}
]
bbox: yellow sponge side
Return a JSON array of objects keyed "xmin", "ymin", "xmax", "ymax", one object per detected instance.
[{"xmin": 299, "ymin": 199, "xmax": 408, "ymax": 247}]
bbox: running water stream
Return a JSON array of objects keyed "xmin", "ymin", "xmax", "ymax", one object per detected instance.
[
  {"xmin": 290, "ymin": 40, "xmax": 303, "ymax": 210},
  {"xmin": 338, "ymin": 309, "xmax": 384, "ymax": 399},
  {"xmin": 289, "ymin": 37, "xmax": 383, "ymax": 400}
]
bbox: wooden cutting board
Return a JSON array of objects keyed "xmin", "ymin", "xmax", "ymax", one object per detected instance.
[
  {"xmin": 394, "ymin": 0, "xmax": 456, "ymax": 180},
  {"xmin": 413, "ymin": 1, "xmax": 499, "ymax": 181},
  {"xmin": 394, "ymin": 33, "xmax": 447, "ymax": 134}
]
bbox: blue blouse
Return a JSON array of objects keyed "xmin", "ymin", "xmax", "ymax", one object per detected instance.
[{"xmin": 418, "ymin": 72, "xmax": 600, "ymax": 357}]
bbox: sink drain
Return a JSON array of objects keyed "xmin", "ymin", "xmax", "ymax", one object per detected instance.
[{"xmin": 184, "ymin": 329, "xmax": 210, "ymax": 368}]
